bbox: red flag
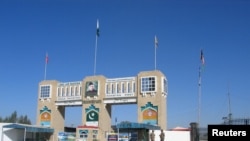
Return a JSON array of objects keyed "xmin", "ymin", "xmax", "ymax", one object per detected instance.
[{"xmin": 45, "ymin": 53, "xmax": 49, "ymax": 64}]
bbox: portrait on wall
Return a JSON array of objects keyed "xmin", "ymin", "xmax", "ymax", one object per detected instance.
[{"xmin": 85, "ymin": 81, "xmax": 98, "ymax": 97}]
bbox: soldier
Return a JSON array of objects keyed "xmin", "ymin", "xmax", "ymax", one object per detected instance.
[
  {"xmin": 160, "ymin": 129, "xmax": 165, "ymax": 141},
  {"xmin": 150, "ymin": 130, "xmax": 155, "ymax": 141}
]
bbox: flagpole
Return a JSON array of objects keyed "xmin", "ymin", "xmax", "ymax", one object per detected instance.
[
  {"xmin": 94, "ymin": 34, "xmax": 98, "ymax": 75},
  {"xmin": 44, "ymin": 52, "xmax": 48, "ymax": 80},
  {"xmin": 154, "ymin": 35, "xmax": 158, "ymax": 70},
  {"xmin": 94, "ymin": 19, "xmax": 99, "ymax": 76},
  {"xmin": 155, "ymin": 41, "xmax": 156, "ymax": 70},
  {"xmin": 44, "ymin": 62, "xmax": 47, "ymax": 80},
  {"xmin": 198, "ymin": 66, "xmax": 201, "ymax": 126},
  {"xmin": 198, "ymin": 49, "xmax": 205, "ymax": 127}
]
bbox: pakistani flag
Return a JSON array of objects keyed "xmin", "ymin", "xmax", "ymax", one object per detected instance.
[
  {"xmin": 96, "ymin": 19, "xmax": 100, "ymax": 37},
  {"xmin": 86, "ymin": 110, "xmax": 99, "ymax": 122}
]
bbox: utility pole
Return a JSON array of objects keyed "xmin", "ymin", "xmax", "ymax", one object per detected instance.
[{"xmin": 227, "ymin": 83, "xmax": 232, "ymax": 124}]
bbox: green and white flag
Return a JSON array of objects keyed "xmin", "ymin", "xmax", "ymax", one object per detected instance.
[{"xmin": 96, "ymin": 19, "xmax": 100, "ymax": 37}]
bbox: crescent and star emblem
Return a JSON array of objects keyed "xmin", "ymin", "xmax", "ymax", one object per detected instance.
[{"xmin": 88, "ymin": 112, "xmax": 95, "ymax": 120}]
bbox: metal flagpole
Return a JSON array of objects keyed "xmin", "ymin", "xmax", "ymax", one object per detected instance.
[
  {"xmin": 155, "ymin": 39, "xmax": 156, "ymax": 70},
  {"xmin": 227, "ymin": 82, "xmax": 232, "ymax": 124},
  {"xmin": 198, "ymin": 49, "xmax": 205, "ymax": 126},
  {"xmin": 198, "ymin": 66, "xmax": 201, "ymax": 126},
  {"xmin": 94, "ymin": 34, "xmax": 98, "ymax": 75},
  {"xmin": 154, "ymin": 35, "xmax": 158, "ymax": 70},
  {"xmin": 44, "ymin": 62, "xmax": 47, "ymax": 80},
  {"xmin": 44, "ymin": 52, "xmax": 48, "ymax": 80},
  {"xmin": 94, "ymin": 19, "xmax": 99, "ymax": 76}
]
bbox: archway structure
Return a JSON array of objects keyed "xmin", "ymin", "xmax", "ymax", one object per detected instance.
[{"xmin": 36, "ymin": 70, "xmax": 168, "ymax": 140}]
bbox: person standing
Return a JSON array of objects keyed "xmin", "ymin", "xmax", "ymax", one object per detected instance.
[
  {"xmin": 150, "ymin": 130, "xmax": 155, "ymax": 141},
  {"xmin": 160, "ymin": 129, "xmax": 165, "ymax": 141}
]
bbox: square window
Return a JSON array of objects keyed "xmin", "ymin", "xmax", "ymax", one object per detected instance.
[
  {"xmin": 40, "ymin": 85, "xmax": 51, "ymax": 98},
  {"xmin": 141, "ymin": 77, "xmax": 156, "ymax": 93}
]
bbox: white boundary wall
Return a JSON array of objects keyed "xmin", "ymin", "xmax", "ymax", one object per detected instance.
[
  {"xmin": 150, "ymin": 129, "xmax": 190, "ymax": 141},
  {"xmin": 0, "ymin": 123, "xmax": 25, "ymax": 141}
]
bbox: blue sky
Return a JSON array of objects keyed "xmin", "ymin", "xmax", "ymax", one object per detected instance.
[{"xmin": 0, "ymin": 0, "xmax": 249, "ymax": 129}]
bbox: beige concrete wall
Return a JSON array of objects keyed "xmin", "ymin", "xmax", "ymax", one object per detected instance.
[{"xmin": 36, "ymin": 70, "xmax": 168, "ymax": 141}]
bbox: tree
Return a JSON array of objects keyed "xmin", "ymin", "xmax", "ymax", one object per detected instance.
[
  {"xmin": 18, "ymin": 115, "xmax": 31, "ymax": 124},
  {"xmin": 0, "ymin": 111, "xmax": 32, "ymax": 124},
  {"xmin": 9, "ymin": 111, "xmax": 18, "ymax": 123}
]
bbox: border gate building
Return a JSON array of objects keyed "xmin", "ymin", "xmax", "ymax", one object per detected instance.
[{"xmin": 37, "ymin": 70, "xmax": 168, "ymax": 140}]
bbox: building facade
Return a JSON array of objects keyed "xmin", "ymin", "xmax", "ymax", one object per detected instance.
[{"xmin": 36, "ymin": 70, "xmax": 168, "ymax": 140}]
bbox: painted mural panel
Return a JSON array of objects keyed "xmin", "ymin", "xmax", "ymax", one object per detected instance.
[
  {"xmin": 85, "ymin": 104, "xmax": 99, "ymax": 126},
  {"xmin": 141, "ymin": 102, "xmax": 158, "ymax": 125},
  {"xmin": 40, "ymin": 106, "xmax": 51, "ymax": 127}
]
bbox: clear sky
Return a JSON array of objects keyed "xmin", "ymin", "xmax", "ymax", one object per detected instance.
[{"xmin": 0, "ymin": 0, "xmax": 249, "ymax": 129}]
